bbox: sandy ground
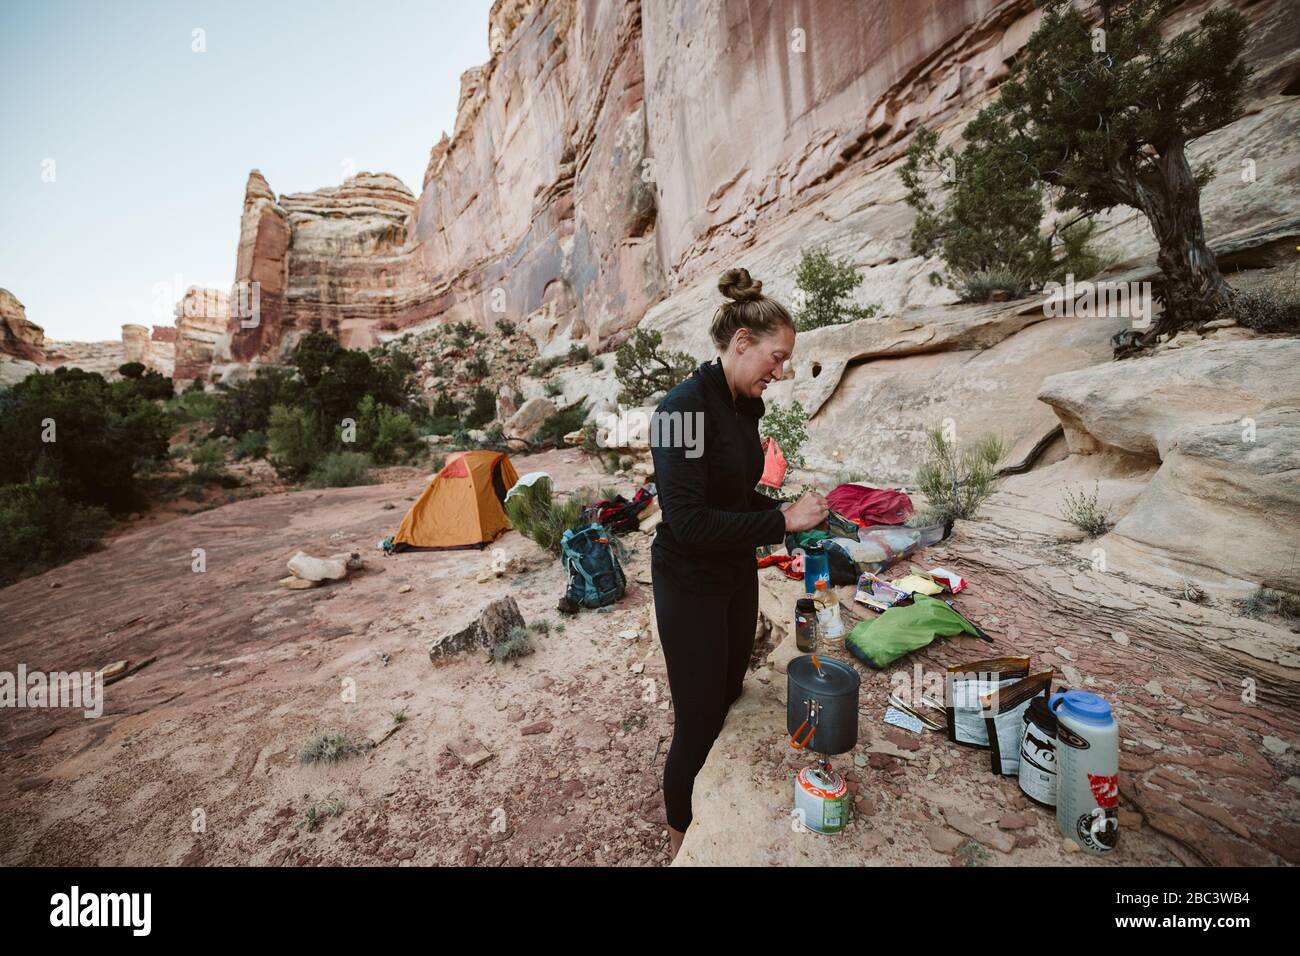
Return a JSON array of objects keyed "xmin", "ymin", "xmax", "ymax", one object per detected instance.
[{"xmin": 0, "ymin": 449, "xmax": 675, "ymax": 866}]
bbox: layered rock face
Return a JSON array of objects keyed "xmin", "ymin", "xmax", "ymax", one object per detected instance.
[{"xmin": 219, "ymin": 170, "xmax": 418, "ymax": 366}]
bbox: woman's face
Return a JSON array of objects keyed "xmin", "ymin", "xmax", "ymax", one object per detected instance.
[{"xmin": 732, "ymin": 325, "xmax": 796, "ymax": 399}]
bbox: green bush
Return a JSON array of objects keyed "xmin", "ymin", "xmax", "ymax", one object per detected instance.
[
  {"xmin": 210, "ymin": 367, "xmax": 300, "ymax": 438},
  {"xmin": 568, "ymin": 344, "xmax": 592, "ymax": 362},
  {"xmin": 504, "ymin": 476, "xmax": 583, "ymax": 554},
  {"xmin": 465, "ymin": 355, "xmax": 490, "ymax": 378},
  {"xmin": 267, "ymin": 404, "xmax": 324, "ymax": 479},
  {"xmin": 791, "ymin": 244, "xmax": 880, "ymax": 330},
  {"xmin": 914, "ymin": 428, "xmax": 1004, "ymax": 523},
  {"xmin": 465, "ymin": 385, "xmax": 496, "ymax": 429},
  {"xmin": 0, "ymin": 478, "xmax": 113, "ymax": 586},
  {"xmin": 759, "ymin": 399, "xmax": 809, "ymax": 468},
  {"xmin": 1059, "ymin": 482, "xmax": 1111, "ymax": 537},
  {"xmin": 1230, "ymin": 279, "xmax": 1300, "ymax": 333},
  {"xmin": 535, "ymin": 401, "xmax": 589, "ymax": 448},
  {"xmin": 351, "ymin": 395, "xmax": 419, "ymax": 464},
  {"xmin": 0, "ymin": 366, "xmax": 171, "ymax": 514},
  {"xmin": 614, "ymin": 328, "xmax": 695, "ymax": 405},
  {"xmin": 495, "ymin": 319, "xmax": 517, "ymax": 336},
  {"xmin": 544, "ymin": 378, "xmax": 564, "ymax": 398},
  {"xmin": 528, "ymin": 355, "xmax": 565, "ymax": 378},
  {"xmin": 493, "ymin": 626, "xmax": 535, "ymax": 663},
  {"xmin": 432, "ymin": 389, "xmax": 462, "ymax": 420},
  {"xmin": 306, "ymin": 451, "xmax": 376, "ymax": 489},
  {"xmin": 233, "ymin": 430, "xmax": 268, "ymax": 460},
  {"xmin": 167, "ymin": 386, "xmax": 218, "ymax": 424},
  {"xmin": 189, "ymin": 439, "xmax": 227, "ymax": 483}
]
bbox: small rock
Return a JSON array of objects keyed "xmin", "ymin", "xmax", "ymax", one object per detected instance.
[
  {"xmin": 1263, "ymin": 735, "xmax": 1290, "ymax": 755},
  {"xmin": 398, "ymin": 584, "xmax": 413, "ymax": 594},
  {"xmin": 925, "ymin": 824, "xmax": 965, "ymax": 854},
  {"xmin": 521, "ymin": 720, "xmax": 553, "ymax": 736},
  {"xmin": 997, "ymin": 812, "xmax": 1035, "ymax": 830}
]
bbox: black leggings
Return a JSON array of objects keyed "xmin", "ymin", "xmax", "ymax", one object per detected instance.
[{"xmin": 652, "ymin": 558, "xmax": 759, "ymax": 832}]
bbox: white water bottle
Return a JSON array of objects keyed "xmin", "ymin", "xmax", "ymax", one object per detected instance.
[{"xmin": 1051, "ymin": 690, "xmax": 1119, "ymax": 853}]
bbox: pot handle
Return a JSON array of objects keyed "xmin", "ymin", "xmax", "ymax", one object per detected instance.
[{"xmin": 789, "ymin": 721, "xmax": 816, "ymax": 750}]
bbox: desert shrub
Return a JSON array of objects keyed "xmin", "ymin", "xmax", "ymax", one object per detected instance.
[
  {"xmin": 495, "ymin": 318, "xmax": 517, "ymax": 336},
  {"xmin": 302, "ymin": 798, "xmax": 345, "ymax": 832},
  {"xmin": 0, "ymin": 366, "xmax": 171, "ymax": 514},
  {"xmin": 614, "ymin": 328, "xmax": 695, "ymax": 405},
  {"xmin": 915, "ymin": 429, "xmax": 1004, "ymax": 523},
  {"xmin": 528, "ymin": 355, "xmax": 565, "ymax": 378},
  {"xmin": 167, "ymin": 386, "xmax": 218, "ymax": 424},
  {"xmin": 493, "ymin": 625, "xmax": 535, "ymax": 663},
  {"xmin": 306, "ymin": 451, "xmax": 376, "ymax": 488},
  {"xmin": 189, "ymin": 439, "xmax": 227, "ymax": 483},
  {"xmin": 350, "ymin": 395, "xmax": 419, "ymax": 463},
  {"xmin": 568, "ymin": 343, "xmax": 592, "ymax": 362},
  {"xmin": 0, "ymin": 478, "xmax": 113, "ymax": 585},
  {"xmin": 1059, "ymin": 482, "xmax": 1111, "ymax": 537},
  {"xmin": 952, "ymin": 266, "xmax": 1037, "ymax": 303},
  {"xmin": 465, "ymin": 355, "xmax": 490, "ymax": 378},
  {"xmin": 210, "ymin": 367, "xmax": 300, "ymax": 438},
  {"xmin": 117, "ymin": 362, "xmax": 175, "ymax": 400},
  {"xmin": 298, "ymin": 732, "xmax": 366, "ymax": 765},
  {"xmin": 465, "ymin": 385, "xmax": 496, "ymax": 429},
  {"xmin": 1240, "ymin": 587, "xmax": 1300, "ymax": 623},
  {"xmin": 535, "ymin": 401, "xmax": 589, "ymax": 448},
  {"xmin": 233, "ymin": 430, "xmax": 268, "ymax": 460},
  {"xmin": 759, "ymin": 399, "xmax": 810, "ymax": 468},
  {"xmin": 267, "ymin": 404, "xmax": 324, "ymax": 479},
  {"xmin": 432, "ymin": 389, "xmax": 462, "ymax": 418},
  {"xmin": 504, "ymin": 476, "xmax": 583, "ymax": 554},
  {"xmin": 544, "ymin": 378, "xmax": 564, "ymax": 398},
  {"xmin": 1230, "ymin": 279, "xmax": 1300, "ymax": 333},
  {"xmin": 791, "ymin": 244, "xmax": 880, "ymax": 330}
]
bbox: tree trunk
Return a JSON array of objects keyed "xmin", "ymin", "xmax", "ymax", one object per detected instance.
[{"xmin": 1131, "ymin": 137, "xmax": 1234, "ymax": 343}]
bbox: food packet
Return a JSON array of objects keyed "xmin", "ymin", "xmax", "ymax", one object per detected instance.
[
  {"xmin": 946, "ymin": 657, "xmax": 1030, "ymax": 748},
  {"xmin": 981, "ymin": 671, "xmax": 1054, "ymax": 775}
]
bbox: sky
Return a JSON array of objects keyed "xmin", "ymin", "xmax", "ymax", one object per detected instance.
[{"xmin": 0, "ymin": 0, "xmax": 494, "ymax": 341}]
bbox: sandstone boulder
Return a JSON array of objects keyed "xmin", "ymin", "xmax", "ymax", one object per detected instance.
[
  {"xmin": 428, "ymin": 596, "xmax": 527, "ymax": 665},
  {"xmin": 1039, "ymin": 338, "xmax": 1300, "ymax": 592},
  {"xmin": 504, "ymin": 397, "xmax": 556, "ymax": 443}
]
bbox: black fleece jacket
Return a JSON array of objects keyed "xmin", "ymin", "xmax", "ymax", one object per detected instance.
[{"xmin": 649, "ymin": 358, "xmax": 786, "ymax": 590}]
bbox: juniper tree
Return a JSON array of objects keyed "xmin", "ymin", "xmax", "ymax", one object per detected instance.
[
  {"xmin": 997, "ymin": 0, "xmax": 1249, "ymax": 344},
  {"xmin": 614, "ymin": 328, "xmax": 695, "ymax": 405}
]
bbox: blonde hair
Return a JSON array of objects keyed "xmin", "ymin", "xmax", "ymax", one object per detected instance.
[{"xmin": 709, "ymin": 268, "xmax": 795, "ymax": 352}]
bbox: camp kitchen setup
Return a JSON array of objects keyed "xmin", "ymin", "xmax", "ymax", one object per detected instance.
[{"xmin": 767, "ymin": 480, "xmax": 1120, "ymax": 852}]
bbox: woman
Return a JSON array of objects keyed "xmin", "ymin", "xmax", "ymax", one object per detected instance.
[{"xmin": 648, "ymin": 268, "xmax": 829, "ymax": 860}]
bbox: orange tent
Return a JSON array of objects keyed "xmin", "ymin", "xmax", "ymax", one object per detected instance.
[{"xmin": 389, "ymin": 450, "xmax": 519, "ymax": 551}]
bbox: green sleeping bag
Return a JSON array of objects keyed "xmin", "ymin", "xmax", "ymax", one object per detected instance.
[{"xmin": 845, "ymin": 593, "xmax": 984, "ymax": 668}]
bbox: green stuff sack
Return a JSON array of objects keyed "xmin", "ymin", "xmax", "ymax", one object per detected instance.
[{"xmin": 845, "ymin": 593, "xmax": 983, "ymax": 669}]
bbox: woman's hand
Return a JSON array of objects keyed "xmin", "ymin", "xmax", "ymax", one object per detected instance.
[{"xmin": 782, "ymin": 491, "xmax": 829, "ymax": 532}]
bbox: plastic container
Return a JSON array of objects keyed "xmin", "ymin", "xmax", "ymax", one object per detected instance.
[
  {"xmin": 800, "ymin": 542, "xmax": 830, "ymax": 593},
  {"xmin": 835, "ymin": 523, "xmax": 947, "ymax": 575},
  {"xmin": 794, "ymin": 598, "xmax": 818, "ymax": 653},
  {"xmin": 813, "ymin": 580, "xmax": 844, "ymax": 642},
  {"xmin": 1052, "ymin": 690, "xmax": 1119, "ymax": 853}
]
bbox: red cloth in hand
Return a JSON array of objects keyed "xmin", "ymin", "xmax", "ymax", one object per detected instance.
[{"xmin": 758, "ymin": 436, "xmax": 788, "ymax": 488}]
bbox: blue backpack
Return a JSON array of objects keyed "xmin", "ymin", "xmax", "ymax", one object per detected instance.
[{"xmin": 560, "ymin": 523, "xmax": 626, "ymax": 609}]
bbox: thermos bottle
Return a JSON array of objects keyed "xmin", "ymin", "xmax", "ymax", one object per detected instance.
[
  {"xmin": 800, "ymin": 542, "xmax": 830, "ymax": 594},
  {"xmin": 1051, "ymin": 690, "xmax": 1119, "ymax": 853}
]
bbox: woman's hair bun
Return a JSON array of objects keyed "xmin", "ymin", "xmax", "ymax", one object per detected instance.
[{"xmin": 718, "ymin": 268, "xmax": 764, "ymax": 302}]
